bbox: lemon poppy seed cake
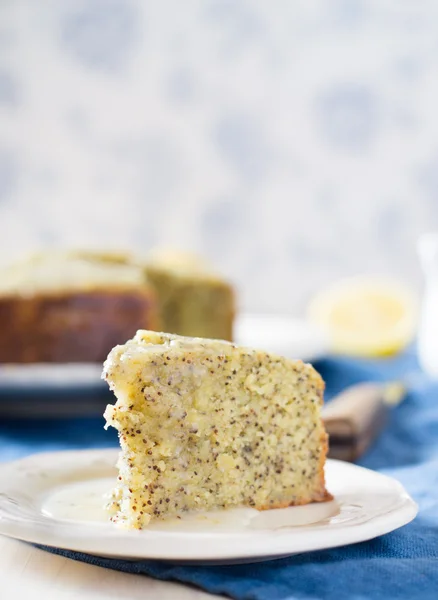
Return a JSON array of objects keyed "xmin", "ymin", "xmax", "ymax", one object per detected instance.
[{"xmin": 103, "ymin": 330, "xmax": 331, "ymax": 529}]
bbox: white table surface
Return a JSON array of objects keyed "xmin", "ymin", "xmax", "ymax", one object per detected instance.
[{"xmin": 0, "ymin": 536, "xmax": 222, "ymax": 599}]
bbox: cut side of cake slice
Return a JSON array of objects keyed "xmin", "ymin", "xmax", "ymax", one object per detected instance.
[
  {"xmin": 103, "ymin": 330, "xmax": 331, "ymax": 529},
  {"xmin": 144, "ymin": 249, "xmax": 235, "ymax": 341}
]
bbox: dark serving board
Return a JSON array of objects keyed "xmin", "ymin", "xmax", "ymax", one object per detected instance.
[{"xmin": 0, "ymin": 364, "xmax": 113, "ymax": 418}]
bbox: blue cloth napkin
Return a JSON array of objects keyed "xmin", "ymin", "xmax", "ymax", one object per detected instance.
[{"xmin": 1, "ymin": 349, "xmax": 438, "ymax": 600}]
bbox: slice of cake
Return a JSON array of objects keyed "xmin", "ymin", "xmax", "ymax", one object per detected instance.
[
  {"xmin": 0, "ymin": 253, "xmax": 159, "ymax": 363},
  {"xmin": 144, "ymin": 249, "xmax": 235, "ymax": 341},
  {"xmin": 103, "ymin": 330, "xmax": 330, "ymax": 529}
]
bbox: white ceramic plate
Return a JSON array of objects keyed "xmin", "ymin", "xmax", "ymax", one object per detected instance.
[
  {"xmin": 234, "ymin": 314, "xmax": 329, "ymax": 363},
  {"xmin": 0, "ymin": 315, "xmax": 328, "ymax": 418},
  {"xmin": 0, "ymin": 449, "xmax": 417, "ymax": 564}
]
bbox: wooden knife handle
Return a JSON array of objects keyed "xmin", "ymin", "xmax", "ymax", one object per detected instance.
[{"xmin": 322, "ymin": 383, "xmax": 387, "ymax": 461}]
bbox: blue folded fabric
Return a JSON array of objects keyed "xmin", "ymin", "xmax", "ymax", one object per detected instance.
[{"xmin": 2, "ymin": 349, "xmax": 438, "ymax": 600}]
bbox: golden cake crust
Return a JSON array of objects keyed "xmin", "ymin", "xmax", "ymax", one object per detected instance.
[
  {"xmin": 0, "ymin": 252, "xmax": 160, "ymax": 363},
  {"xmin": 0, "ymin": 289, "xmax": 159, "ymax": 363}
]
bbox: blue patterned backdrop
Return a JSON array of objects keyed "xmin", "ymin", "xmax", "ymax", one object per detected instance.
[{"xmin": 0, "ymin": 1, "xmax": 437, "ymax": 312}]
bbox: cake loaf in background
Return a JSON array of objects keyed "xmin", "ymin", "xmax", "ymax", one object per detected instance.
[
  {"xmin": 0, "ymin": 252, "xmax": 159, "ymax": 363},
  {"xmin": 0, "ymin": 249, "xmax": 235, "ymax": 363}
]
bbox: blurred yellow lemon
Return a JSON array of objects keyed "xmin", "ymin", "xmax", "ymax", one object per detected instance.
[{"xmin": 307, "ymin": 277, "xmax": 418, "ymax": 357}]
